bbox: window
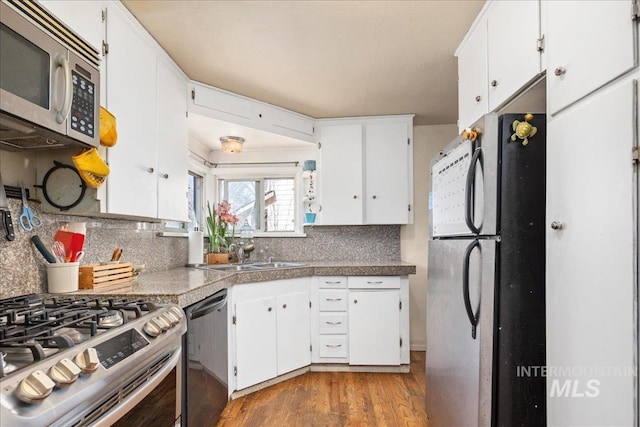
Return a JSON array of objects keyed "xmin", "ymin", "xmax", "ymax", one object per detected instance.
[
  {"xmin": 187, "ymin": 171, "xmax": 204, "ymax": 231},
  {"xmin": 218, "ymin": 177, "xmax": 297, "ymax": 234}
]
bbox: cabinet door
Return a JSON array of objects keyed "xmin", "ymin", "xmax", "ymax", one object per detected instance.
[
  {"xmin": 546, "ymin": 75, "xmax": 636, "ymax": 426},
  {"xmin": 39, "ymin": 1, "xmax": 103, "ymax": 52},
  {"xmin": 348, "ymin": 290, "xmax": 400, "ymax": 365},
  {"xmin": 234, "ymin": 297, "xmax": 277, "ymax": 390},
  {"xmin": 487, "ymin": 0, "xmax": 540, "ymax": 111},
  {"xmin": 317, "ymin": 124, "xmax": 364, "ymax": 225},
  {"xmin": 104, "ymin": 5, "xmax": 158, "ymax": 218},
  {"xmin": 546, "ymin": 1, "xmax": 636, "ymax": 114},
  {"xmin": 276, "ymin": 291, "xmax": 311, "ymax": 375},
  {"xmin": 156, "ymin": 59, "xmax": 188, "ymax": 221},
  {"xmin": 457, "ymin": 17, "xmax": 488, "ymax": 131},
  {"xmin": 364, "ymin": 123, "xmax": 410, "ymax": 224}
]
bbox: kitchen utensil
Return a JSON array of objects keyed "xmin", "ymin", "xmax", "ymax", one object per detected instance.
[
  {"xmin": 18, "ymin": 181, "xmax": 42, "ymax": 231},
  {"xmin": 0, "ymin": 172, "xmax": 15, "ymax": 241},
  {"xmin": 31, "ymin": 235, "xmax": 56, "ymax": 263},
  {"xmin": 36, "ymin": 161, "xmax": 87, "ymax": 211},
  {"xmin": 52, "ymin": 241, "xmax": 66, "ymax": 263},
  {"xmin": 72, "ymin": 251, "xmax": 85, "ymax": 263},
  {"xmin": 55, "ymin": 229, "xmax": 85, "ymax": 261},
  {"xmin": 111, "ymin": 248, "xmax": 123, "ymax": 262}
]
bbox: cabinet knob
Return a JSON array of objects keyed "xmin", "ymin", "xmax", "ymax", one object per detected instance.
[
  {"xmin": 161, "ymin": 173, "xmax": 169, "ymax": 179},
  {"xmin": 147, "ymin": 167, "xmax": 155, "ymax": 173},
  {"xmin": 268, "ymin": 307, "xmax": 272, "ymax": 312},
  {"xmin": 282, "ymin": 304, "xmax": 287, "ymax": 309},
  {"xmin": 353, "ymin": 195, "xmax": 357, "ymax": 199},
  {"xmin": 554, "ymin": 66, "xmax": 566, "ymax": 77},
  {"xmin": 353, "ymin": 299, "xmax": 358, "ymax": 304},
  {"xmin": 475, "ymin": 95, "xmax": 481, "ymax": 102},
  {"xmin": 550, "ymin": 221, "xmax": 564, "ymax": 230},
  {"xmin": 372, "ymin": 195, "xmax": 377, "ymax": 199},
  {"xmin": 490, "ymin": 80, "xmax": 498, "ymax": 87}
]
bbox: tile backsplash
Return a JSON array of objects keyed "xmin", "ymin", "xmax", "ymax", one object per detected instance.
[{"xmin": 0, "ymin": 199, "xmax": 400, "ymax": 298}]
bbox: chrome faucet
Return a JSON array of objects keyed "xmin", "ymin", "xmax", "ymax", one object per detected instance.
[{"xmin": 237, "ymin": 246, "xmax": 245, "ymax": 264}]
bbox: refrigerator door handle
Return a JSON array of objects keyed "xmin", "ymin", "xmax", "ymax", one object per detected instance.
[
  {"xmin": 465, "ymin": 147, "xmax": 483, "ymax": 235},
  {"xmin": 462, "ymin": 239, "xmax": 481, "ymax": 339}
]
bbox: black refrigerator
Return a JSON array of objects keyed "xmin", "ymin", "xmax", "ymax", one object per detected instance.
[{"xmin": 426, "ymin": 113, "xmax": 546, "ymax": 426}]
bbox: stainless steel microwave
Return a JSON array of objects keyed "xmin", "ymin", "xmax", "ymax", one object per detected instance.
[{"xmin": 0, "ymin": 0, "xmax": 100, "ymax": 150}]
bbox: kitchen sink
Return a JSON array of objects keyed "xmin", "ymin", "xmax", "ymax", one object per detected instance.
[
  {"xmin": 252, "ymin": 262, "xmax": 305, "ymax": 269},
  {"xmin": 199, "ymin": 262, "xmax": 306, "ymax": 272}
]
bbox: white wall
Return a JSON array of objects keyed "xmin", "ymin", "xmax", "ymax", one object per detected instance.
[{"xmin": 401, "ymin": 124, "xmax": 458, "ymax": 350}]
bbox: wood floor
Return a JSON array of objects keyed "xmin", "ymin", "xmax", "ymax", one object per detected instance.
[{"xmin": 216, "ymin": 351, "xmax": 429, "ymax": 427}]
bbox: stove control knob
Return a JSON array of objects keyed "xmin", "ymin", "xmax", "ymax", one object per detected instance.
[
  {"xmin": 144, "ymin": 318, "xmax": 164, "ymax": 337},
  {"xmin": 75, "ymin": 348, "xmax": 100, "ymax": 374},
  {"xmin": 49, "ymin": 358, "xmax": 82, "ymax": 387},
  {"xmin": 169, "ymin": 306, "xmax": 184, "ymax": 321},
  {"xmin": 16, "ymin": 370, "xmax": 56, "ymax": 403},
  {"xmin": 156, "ymin": 315, "xmax": 171, "ymax": 331},
  {"xmin": 160, "ymin": 312, "xmax": 178, "ymax": 327}
]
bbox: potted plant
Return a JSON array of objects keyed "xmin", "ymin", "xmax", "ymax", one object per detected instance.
[{"xmin": 205, "ymin": 200, "xmax": 238, "ymax": 264}]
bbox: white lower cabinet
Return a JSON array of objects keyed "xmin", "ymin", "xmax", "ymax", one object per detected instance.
[
  {"xmin": 231, "ymin": 275, "xmax": 410, "ymax": 393},
  {"xmin": 234, "ymin": 295, "xmax": 278, "ymax": 390},
  {"xmin": 276, "ymin": 291, "xmax": 312, "ymax": 376},
  {"xmin": 311, "ymin": 276, "xmax": 409, "ymax": 366},
  {"xmin": 231, "ymin": 279, "xmax": 311, "ymax": 392},
  {"xmin": 348, "ymin": 290, "xmax": 400, "ymax": 366}
]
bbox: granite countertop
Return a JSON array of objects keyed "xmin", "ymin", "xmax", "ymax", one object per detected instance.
[{"xmin": 65, "ymin": 261, "xmax": 416, "ymax": 308}]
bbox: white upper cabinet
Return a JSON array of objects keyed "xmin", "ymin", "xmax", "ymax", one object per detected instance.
[
  {"xmin": 456, "ymin": 0, "xmax": 542, "ymax": 130},
  {"xmin": 104, "ymin": 4, "xmax": 158, "ymax": 218},
  {"xmin": 316, "ymin": 123, "xmax": 364, "ymax": 225},
  {"xmin": 316, "ymin": 116, "xmax": 413, "ymax": 225},
  {"xmin": 457, "ymin": 17, "xmax": 489, "ymax": 131},
  {"xmin": 364, "ymin": 122, "xmax": 410, "ymax": 225},
  {"xmin": 486, "ymin": 0, "xmax": 541, "ymax": 112},
  {"xmin": 38, "ymin": 0, "xmax": 103, "ymax": 52},
  {"xmin": 545, "ymin": 0, "xmax": 636, "ymax": 115},
  {"xmin": 156, "ymin": 60, "xmax": 189, "ymax": 222},
  {"xmin": 189, "ymin": 82, "xmax": 315, "ymax": 143},
  {"xmin": 103, "ymin": 3, "xmax": 188, "ymax": 221}
]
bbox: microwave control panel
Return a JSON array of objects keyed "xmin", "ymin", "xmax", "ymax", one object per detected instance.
[{"xmin": 70, "ymin": 71, "xmax": 96, "ymax": 139}]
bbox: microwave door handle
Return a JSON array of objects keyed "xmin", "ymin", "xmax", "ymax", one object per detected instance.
[{"xmin": 54, "ymin": 54, "xmax": 73, "ymax": 124}]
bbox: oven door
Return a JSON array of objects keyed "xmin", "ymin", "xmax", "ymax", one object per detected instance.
[
  {"xmin": 0, "ymin": 1, "xmax": 69, "ymax": 134},
  {"xmin": 185, "ymin": 289, "xmax": 228, "ymax": 427},
  {"xmin": 89, "ymin": 349, "xmax": 183, "ymax": 427}
]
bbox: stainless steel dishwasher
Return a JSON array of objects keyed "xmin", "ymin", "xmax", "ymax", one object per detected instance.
[{"xmin": 184, "ymin": 289, "xmax": 228, "ymax": 426}]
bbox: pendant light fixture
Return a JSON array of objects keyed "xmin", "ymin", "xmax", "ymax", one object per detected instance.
[{"xmin": 220, "ymin": 136, "xmax": 244, "ymax": 153}]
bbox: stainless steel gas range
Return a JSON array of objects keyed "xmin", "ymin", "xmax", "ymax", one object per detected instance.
[{"xmin": 0, "ymin": 294, "xmax": 186, "ymax": 426}]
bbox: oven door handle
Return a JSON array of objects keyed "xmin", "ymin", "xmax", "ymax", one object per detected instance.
[{"xmin": 188, "ymin": 289, "xmax": 227, "ymax": 320}]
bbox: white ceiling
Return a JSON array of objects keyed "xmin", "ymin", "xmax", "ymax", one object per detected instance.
[{"xmin": 121, "ymin": 0, "xmax": 485, "ymax": 151}]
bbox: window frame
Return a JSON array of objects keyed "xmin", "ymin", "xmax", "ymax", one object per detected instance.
[{"xmin": 213, "ymin": 166, "xmax": 306, "ymax": 237}]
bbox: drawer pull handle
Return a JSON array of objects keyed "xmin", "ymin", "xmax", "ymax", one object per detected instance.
[
  {"xmin": 366, "ymin": 281, "xmax": 384, "ymax": 284},
  {"xmin": 325, "ymin": 298, "xmax": 342, "ymax": 301},
  {"xmin": 324, "ymin": 281, "xmax": 342, "ymax": 284},
  {"xmin": 326, "ymin": 344, "xmax": 342, "ymax": 348},
  {"xmin": 326, "ymin": 321, "xmax": 342, "ymax": 325}
]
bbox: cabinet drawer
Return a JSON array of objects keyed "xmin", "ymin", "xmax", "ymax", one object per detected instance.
[
  {"xmin": 318, "ymin": 290, "xmax": 348, "ymax": 311},
  {"xmin": 318, "ymin": 336, "xmax": 348, "ymax": 358},
  {"xmin": 318, "ymin": 313, "xmax": 348, "ymax": 334},
  {"xmin": 317, "ymin": 276, "xmax": 347, "ymax": 289},
  {"xmin": 348, "ymin": 276, "xmax": 401, "ymax": 289}
]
